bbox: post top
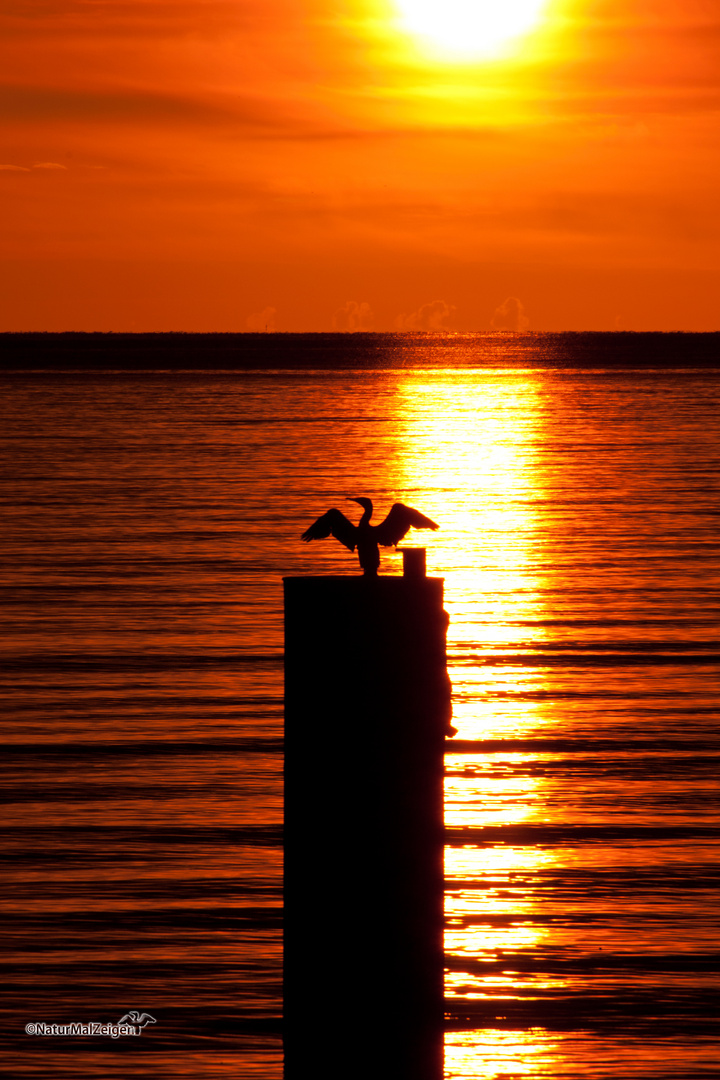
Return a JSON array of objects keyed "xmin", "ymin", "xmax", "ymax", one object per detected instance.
[
  {"xmin": 399, "ymin": 547, "xmax": 426, "ymax": 578},
  {"xmin": 283, "ymin": 575, "xmax": 444, "ymax": 604}
]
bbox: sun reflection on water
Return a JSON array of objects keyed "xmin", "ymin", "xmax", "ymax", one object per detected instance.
[
  {"xmin": 444, "ymin": 839, "xmax": 560, "ymax": 1077},
  {"xmin": 445, "ymin": 1028, "xmax": 562, "ymax": 1079},
  {"xmin": 445, "ymin": 752, "xmax": 543, "ymax": 828},
  {"xmin": 394, "ymin": 370, "xmax": 559, "ymax": 1077},
  {"xmin": 394, "ymin": 370, "xmax": 549, "ymax": 741}
]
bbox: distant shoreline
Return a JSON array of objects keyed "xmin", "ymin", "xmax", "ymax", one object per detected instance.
[{"xmin": 1, "ymin": 330, "xmax": 719, "ymax": 371}]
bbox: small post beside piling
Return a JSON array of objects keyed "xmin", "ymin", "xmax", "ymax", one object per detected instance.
[{"xmin": 284, "ymin": 551, "xmax": 450, "ymax": 1080}]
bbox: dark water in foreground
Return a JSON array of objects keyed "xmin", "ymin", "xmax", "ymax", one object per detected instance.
[{"xmin": 1, "ymin": 333, "xmax": 719, "ymax": 1077}]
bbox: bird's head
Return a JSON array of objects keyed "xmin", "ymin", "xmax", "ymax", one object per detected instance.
[{"xmin": 347, "ymin": 496, "xmax": 373, "ymax": 513}]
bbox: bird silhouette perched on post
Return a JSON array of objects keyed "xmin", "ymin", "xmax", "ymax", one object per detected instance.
[{"xmin": 301, "ymin": 497, "xmax": 439, "ymax": 576}]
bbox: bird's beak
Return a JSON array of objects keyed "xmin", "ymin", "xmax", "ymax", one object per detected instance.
[{"xmin": 346, "ymin": 496, "xmax": 361, "ymax": 504}]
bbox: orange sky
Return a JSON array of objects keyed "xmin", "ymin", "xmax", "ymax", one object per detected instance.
[{"xmin": 1, "ymin": 0, "xmax": 719, "ymax": 330}]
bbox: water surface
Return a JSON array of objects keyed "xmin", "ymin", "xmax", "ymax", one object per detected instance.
[{"xmin": 1, "ymin": 334, "xmax": 718, "ymax": 1077}]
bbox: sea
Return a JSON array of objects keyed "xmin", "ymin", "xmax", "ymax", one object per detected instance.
[{"xmin": 1, "ymin": 331, "xmax": 718, "ymax": 1078}]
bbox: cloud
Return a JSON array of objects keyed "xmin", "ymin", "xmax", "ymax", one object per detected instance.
[
  {"xmin": 0, "ymin": 83, "xmax": 312, "ymax": 137},
  {"xmin": 394, "ymin": 299, "xmax": 456, "ymax": 331},
  {"xmin": 0, "ymin": 1, "xmax": 294, "ymax": 40},
  {"xmin": 332, "ymin": 300, "xmax": 373, "ymax": 331},
  {"xmin": 491, "ymin": 296, "xmax": 529, "ymax": 331},
  {"xmin": 0, "ymin": 161, "xmax": 67, "ymax": 171},
  {"xmin": 246, "ymin": 306, "xmax": 277, "ymax": 331}
]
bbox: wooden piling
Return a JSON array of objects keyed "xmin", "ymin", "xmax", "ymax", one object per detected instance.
[{"xmin": 283, "ymin": 555, "xmax": 450, "ymax": 1080}]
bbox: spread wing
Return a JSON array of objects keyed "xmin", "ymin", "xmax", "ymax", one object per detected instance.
[
  {"xmin": 374, "ymin": 502, "xmax": 439, "ymax": 547},
  {"xmin": 301, "ymin": 508, "xmax": 357, "ymax": 552}
]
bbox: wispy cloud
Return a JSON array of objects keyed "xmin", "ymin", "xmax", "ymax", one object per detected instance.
[
  {"xmin": 1, "ymin": 160, "xmax": 68, "ymax": 173},
  {"xmin": 491, "ymin": 297, "xmax": 529, "ymax": 331},
  {"xmin": 332, "ymin": 300, "xmax": 373, "ymax": 331},
  {"xmin": 246, "ymin": 306, "xmax": 277, "ymax": 331},
  {"xmin": 0, "ymin": 83, "xmax": 315, "ymax": 136},
  {"xmin": 395, "ymin": 299, "xmax": 455, "ymax": 331}
]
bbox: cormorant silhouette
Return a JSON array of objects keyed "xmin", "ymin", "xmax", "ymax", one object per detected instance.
[{"xmin": 301, "ymin": 497, "xmax": 439, "ymax": 576}]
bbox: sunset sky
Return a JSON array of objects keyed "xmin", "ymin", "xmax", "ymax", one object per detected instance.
[{"xmin": 2, "ymin": 0, "xmax": 719, "ymax": 331}]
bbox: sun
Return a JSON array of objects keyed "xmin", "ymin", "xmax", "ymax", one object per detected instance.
[{"xmin": 393, "ymin": 0, "xmax": 548, "ymax": 60}]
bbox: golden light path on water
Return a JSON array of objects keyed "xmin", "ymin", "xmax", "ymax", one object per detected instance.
[
  {"xmin": 394, "ymin": 368, "xmax": 550, "ymax": 739},
  {"xmin": 395, "ymin": 369, "xmax": 559, "ymax": 1077}
]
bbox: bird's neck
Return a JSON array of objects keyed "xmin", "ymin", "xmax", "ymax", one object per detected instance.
[{"xmin": 358, "ymin": 503, "xmax": 372, "ymax": 527}]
